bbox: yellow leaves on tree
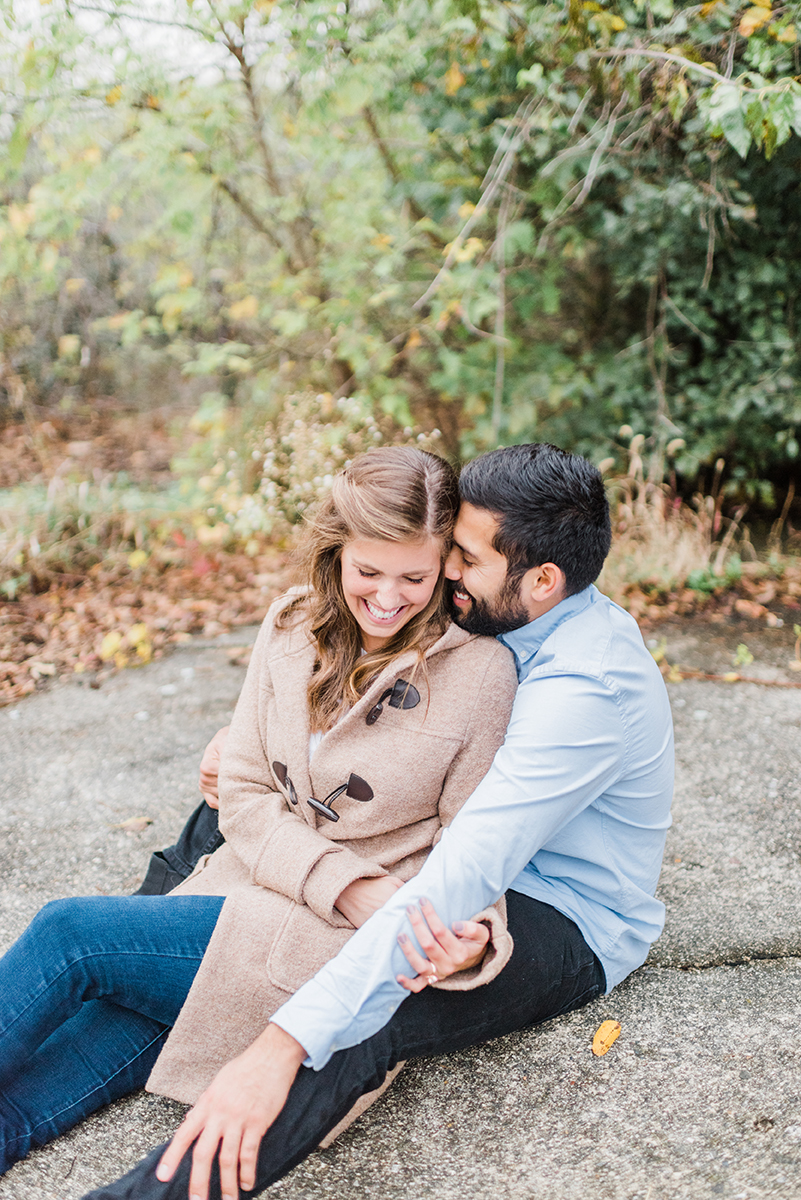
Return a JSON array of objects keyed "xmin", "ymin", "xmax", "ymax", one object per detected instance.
[
  {"xmin": 442, "ymin": 236, "xmax": 484, "ymax": 263},
  {"xmin": 738, "ymin": 6, "xmax": 772, "ymax": 36},
  {"xmin": 57, "ymin": 335, "xmax": 81, "ymax": 360},
  {"xmin": 444, "ymin": 62, "xmax": 466, "ymax": 96},
  {"xmin": 228, "ymin": 295, "xmax": 259, "ymax": 322},
  {"xmin": 592, "ymin": 1019, "xmax": 621, "ymax": 1057},
  {"xmin": 8, "ymin": 203, "xmax": 35, "ymax": 235}
]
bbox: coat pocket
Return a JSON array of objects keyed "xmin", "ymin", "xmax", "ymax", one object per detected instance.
[{"xmin": 266, "ymin": 901, "xmax": 355, "ymax": 994}]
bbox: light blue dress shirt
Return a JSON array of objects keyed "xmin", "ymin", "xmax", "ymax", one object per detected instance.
[{"xmin": 272, "ymin": 585, "xmax": 674, "ymax": 1070}]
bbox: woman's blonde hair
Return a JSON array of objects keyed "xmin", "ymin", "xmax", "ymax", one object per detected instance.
[{"xmin": 277, "ymin": 445, "xmax": 459, "ymax": 730}]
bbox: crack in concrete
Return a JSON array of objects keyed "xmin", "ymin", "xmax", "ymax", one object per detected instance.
[{"xmin": 650, "ymin": 951, "xmax": 801, "ymax": 972}]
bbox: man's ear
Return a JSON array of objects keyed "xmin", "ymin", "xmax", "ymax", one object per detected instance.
[{"xmin": 520, "ymin": 562, "xmax": 566, "ymax": 608}]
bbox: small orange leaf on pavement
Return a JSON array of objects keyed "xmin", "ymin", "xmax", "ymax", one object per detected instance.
[
  {"xmin": 112, "ymin": 816, "xmax": 153, "ymax": 834},
  {"xmin": 592, "ymin": 1019, "xmax": 621, "ymax": 1057}
]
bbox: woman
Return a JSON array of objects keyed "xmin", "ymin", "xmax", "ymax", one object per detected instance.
[{"xmin": 0, "ymin": 446, "xmax": 518, "ymax": 1175}]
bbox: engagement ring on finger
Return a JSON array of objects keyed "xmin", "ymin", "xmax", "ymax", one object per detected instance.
[{"xmin": 427, "ymin": 972, "xmax": 438, "ymax": 985}]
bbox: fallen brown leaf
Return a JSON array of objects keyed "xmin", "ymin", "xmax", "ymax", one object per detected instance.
[
  {"xmin": 227, "ymin": 646, "xmax": 253, "ymax": 668},
  {"xmin": 112, "ymin": 816, "xmax": 153, "ymax": 834},
  {"xmin": 592, "ymin": 1019, "xmax": 621, "ymax": 1057}
]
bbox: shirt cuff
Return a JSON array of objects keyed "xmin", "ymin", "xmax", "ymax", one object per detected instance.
[{"xmin": 271, "ymin": 983, "xmax": 365, "ymax": 1070}]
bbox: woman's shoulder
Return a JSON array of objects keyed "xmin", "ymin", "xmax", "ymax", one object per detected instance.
[
  {"xmin": 428, "ymin": 622, "xmax": 516, "ymax": 678},
  {"xmin": 257, "ymin": 588, "xmax": 313, "ymax": 652}
]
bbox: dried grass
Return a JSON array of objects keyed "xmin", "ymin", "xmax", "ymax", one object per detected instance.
[{"xmin": 599, "ymin": 436, "xmax": 747, "ymax": 605}]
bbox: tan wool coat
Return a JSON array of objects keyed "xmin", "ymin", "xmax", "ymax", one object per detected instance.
[{"xmin": 146, "ymin": 593, "xmax": 518, "ymax": 1104}]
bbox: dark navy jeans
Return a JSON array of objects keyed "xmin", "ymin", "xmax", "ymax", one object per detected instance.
[
  {"xmin": 0, "ymin": 894, "xmax": 225, "ymax": 1175},
  {"xmin": 82, "ymin": 891, "xmax": 605, "ymax": 1199}
]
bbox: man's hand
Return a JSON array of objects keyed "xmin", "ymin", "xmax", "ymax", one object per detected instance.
[
  {"xmin": 198, "ymin": 726, "xmax": 230, "ymax": 809},
  {"xmin": 396, "ymin": 897, "xmax": 490, "ymax": 992},
  {"xmin": 334, "ymin": 875, "xmax": 404, "ymax": 927},
  {"xmin": 156, "ymin": 1022, "xmax": 306, "ymax": 1200}
]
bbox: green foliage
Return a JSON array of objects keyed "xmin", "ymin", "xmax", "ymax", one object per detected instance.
[
  {"xmin": 687, "ymin": 555, "xmax": 744, "ymax": 593},
  {"xmin": 182, "ymin": 392, "xmax": 444, "ymax": 541},
  {"xmin": 1, "ymin": 0, "xmax": 801, "ymax": 495},
  {"xmin": 0, "ymin": 475, "xmax": 195, "ymax": 588}
]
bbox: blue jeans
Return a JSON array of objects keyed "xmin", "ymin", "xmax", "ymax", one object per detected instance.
[
  {"xmin": 0, "ymin": 894, "xmax": 224, "ymax": 1175},
  {"xmin": 83, "ymin": 893, "xmax": 605, "ymax": 1199}
]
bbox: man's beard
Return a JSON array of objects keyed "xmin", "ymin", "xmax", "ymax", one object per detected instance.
[{"xmin": 447, "ymin": 577, "xmax": 529, "ymax": 638}]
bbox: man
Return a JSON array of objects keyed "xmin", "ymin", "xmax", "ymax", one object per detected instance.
[{"xmin": 86, "ymin": 443, "xmax": 673, "ymax": 1200}]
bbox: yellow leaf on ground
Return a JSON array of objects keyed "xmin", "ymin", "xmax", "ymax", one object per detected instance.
[
  {"xmin": 592, "ymin": 1019, "xmax": 621, "ymax": 1057},
  {"xmin": 128, "ymin": 549, "xmax": 148, "ymax": 569},
  {"xmin": 126, "ymin": 623, "xmax": 149, "ymax": 647},
  {"xmin": 135, "ymin": 641, "xmax": 153, "ymax": 664},
  {"xmin": 29, "ymin": 661, "xmax": 56, "ymax": 679},
  {"xmin": 99, "ymin": 630, "xmax": 123, "ymax": 661},
  {"xmin": 105, "ymin": 85, "xmax": 123, "ymax": 105}
]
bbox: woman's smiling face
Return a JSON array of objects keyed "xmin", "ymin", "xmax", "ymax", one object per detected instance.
[{"xmin": 340, "ymin": 537, "xmax": 442, "ymax": 652}]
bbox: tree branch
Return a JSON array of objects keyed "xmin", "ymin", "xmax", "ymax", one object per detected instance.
[
  {"xmin": 413, "ymin": 95, "xmax": 540, "ymax": 311},
  {"xmin": 208, "ymin": 1, "xmax": 312, "ymax": 273},
  {"xmin": 195, "ymin": 162, "xmax": 284, "ymax": 254},
  {"xmin": 69, "ymin": 3, "xmax": 208, "ymax": 34},
  {"xmin": 362, "ymin": 106, "xmax": 427, "ymax": 224},
  {"xmin": 592, "ymin": 47, "xmax": 731, "ymax": 85},
  {"xmin": 491, "ymin": 186, "xmax": 513, "ymax": 440},
  {"xmin": 592, "ymin": 45, "xmax": 799, "ymax": 94}
]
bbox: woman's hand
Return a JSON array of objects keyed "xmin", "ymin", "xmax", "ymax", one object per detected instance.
[
  {"xmin": 396, "ymin": 897, "xmax": 490, "ymax": 992},
  {"xmin": 335, "ymin": 874, "xmax": 405, "ymax": 927},
  {"xmin": 156, "ymin": 1023, "xmax": 306, "ymax": 1200},
  {"xmin": 198, "ymin": 725, "xmax": 230, "ymax": 809}
]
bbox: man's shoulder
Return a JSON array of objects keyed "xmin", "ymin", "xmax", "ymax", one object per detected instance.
[{"xmin": 537, "ymin": 588, "xmax": 661, "ymax": 690}]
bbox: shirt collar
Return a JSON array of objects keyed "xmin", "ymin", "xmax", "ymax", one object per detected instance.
[{"xmin": 497, "ymin": 585, "xmax": 595, "ymax": 677}]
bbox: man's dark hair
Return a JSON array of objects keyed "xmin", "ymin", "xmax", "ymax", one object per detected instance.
[{"xmin": 459, "ymin": 443, "xmax": 611, "ymax": 596}]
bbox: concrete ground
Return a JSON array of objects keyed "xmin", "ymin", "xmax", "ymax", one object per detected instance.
[{"xmin": 1, "ymin": 617, "xmax": 800, "ymax": 1200}]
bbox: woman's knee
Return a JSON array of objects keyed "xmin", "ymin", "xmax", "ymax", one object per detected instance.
[
  {"xmin": 24, "ymin": 896, "xmax": 116, "ymax": 963},
  {"xmin": 30, "ymin": 895, "xmax": 95, "ymax": 935}
]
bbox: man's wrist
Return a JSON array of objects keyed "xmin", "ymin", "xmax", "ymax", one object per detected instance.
[{"xmin": 257, "ymin": 1021, "xmax": 308, "ymax": 1069}]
